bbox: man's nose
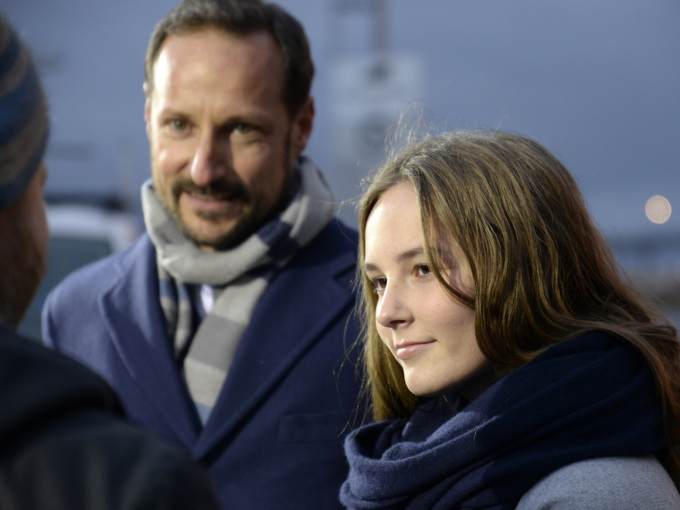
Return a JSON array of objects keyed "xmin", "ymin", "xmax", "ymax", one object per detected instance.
[{"xmin": 190, "ymin": 131, "xmax": 229, "ymax": 186}]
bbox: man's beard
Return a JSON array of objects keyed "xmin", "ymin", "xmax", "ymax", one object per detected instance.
[
  {"xmin": 0, "ymin": 211, "xmax": 46, "ymax": 329},
  {"xmin": 168, "ymin": 171, "xmax": 294, "ymax": 251},
  {"xmin": 157, "ymin": 134, "xmax": 294, "ymax": 251},
  {"xmin": 169, "ymin": 177, "xmax": 258, "ymax": 250}
]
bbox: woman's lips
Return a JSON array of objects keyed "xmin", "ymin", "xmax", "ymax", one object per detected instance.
[{"xmin": 395, "ymin": 340, "xmax": 436, "ymax": 360}]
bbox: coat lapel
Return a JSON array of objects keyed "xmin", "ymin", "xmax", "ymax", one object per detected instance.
[
  {"xmin": 194, "ymin": 234, "xmax": 357, "ymax": 458},
  {"xmin": 100, "ymin": 236, "xmax": 201, "ymax": 446}
]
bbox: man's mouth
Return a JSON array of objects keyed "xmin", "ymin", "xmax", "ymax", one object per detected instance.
[{"xmin": 175, "ymin": 180, "xmax": 248, "ymax": 204}]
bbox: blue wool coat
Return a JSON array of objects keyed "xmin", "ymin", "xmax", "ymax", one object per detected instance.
[{"xmin": 42, "ymin": 222, "xmax": 363, "ymax": 510}]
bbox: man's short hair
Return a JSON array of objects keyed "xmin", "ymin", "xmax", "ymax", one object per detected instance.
[{"xmin": 145, "ymin": 0, "xmax": 314, "ymax": 118}]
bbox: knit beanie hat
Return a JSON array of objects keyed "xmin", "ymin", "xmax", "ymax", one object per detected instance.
[{"xmin": 0, "ymin": 12, "xmax": 49, "ymax": 210}]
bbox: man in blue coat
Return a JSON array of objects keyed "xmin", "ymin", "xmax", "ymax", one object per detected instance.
[{"xmin": 42, "ymin": 1, "xmax": 362, "ymax": 508}]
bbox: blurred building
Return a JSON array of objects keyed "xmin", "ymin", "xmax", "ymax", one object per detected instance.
[{"xmin": 3, "ymin": 0, "xmax": 679, "ymax": 326}]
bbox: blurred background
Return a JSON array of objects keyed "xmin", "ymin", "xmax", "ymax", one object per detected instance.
[{"xmin": 2, "ymin": 0, "xmax": 679, "ymax": 338}]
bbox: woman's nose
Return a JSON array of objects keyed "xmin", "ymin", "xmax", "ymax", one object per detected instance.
[{"xmin": 375, "ymin": 284, "xmax": 411, "ymax": 329}]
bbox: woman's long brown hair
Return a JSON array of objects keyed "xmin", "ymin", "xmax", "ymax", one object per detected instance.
[{"xmin": 356, "ymin": 130, "xmax": 680, "ymax": 484}]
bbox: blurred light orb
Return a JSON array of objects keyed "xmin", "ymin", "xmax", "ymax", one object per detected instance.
[{"xmin": 645, "ymin": 195, "xmax": 672, "ymax": 224}]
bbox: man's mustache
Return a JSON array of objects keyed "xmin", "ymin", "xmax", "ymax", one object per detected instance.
[{"xmin": 172, "ymin": 180, "xmax": 249, "ymax": 202}]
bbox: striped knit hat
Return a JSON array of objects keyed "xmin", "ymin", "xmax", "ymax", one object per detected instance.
[{"xmin": 0, "ymin": 13, "xmax": 48, "ymax": 210}]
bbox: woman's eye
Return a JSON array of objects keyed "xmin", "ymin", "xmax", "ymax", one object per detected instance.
[
  {"xmin": 371, "ymin": 277, "xmax": 387, "ymax": 293},
  {"xmin": 415, "ymin": 264, "xmax": 431, "ymax": 276}
]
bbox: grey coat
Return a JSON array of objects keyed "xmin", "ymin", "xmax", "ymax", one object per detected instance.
[{"xmin": 518, "ymin": 456, "xmax": 680, "ymax": 509}]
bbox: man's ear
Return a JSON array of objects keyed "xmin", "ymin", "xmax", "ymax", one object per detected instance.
[
  {"xmin": 290, "ymin": 97, "xmax": 315, "ymax": 157},
  {"xmin": 143, "ymin": 82, "xmax": 152, "ymax": 139}
]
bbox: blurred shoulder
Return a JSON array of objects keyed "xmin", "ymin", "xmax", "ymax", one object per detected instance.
[{"xmin": 518, "ymin": 456, "xmax": 680, "ymax": 510}]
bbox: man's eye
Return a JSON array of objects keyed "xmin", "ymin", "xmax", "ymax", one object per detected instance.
[
  {"xmin": 171, "ymin": 119, "xmax": 189, "ymax": 131},
  {"xmin": 233, "ymin": 123, "xmax": 255, "ymax": 135}
]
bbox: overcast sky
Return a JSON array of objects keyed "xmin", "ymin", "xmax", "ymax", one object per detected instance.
[{"xmin": 3, "ymin": 0, "xmax": 679, "ymax": 243}]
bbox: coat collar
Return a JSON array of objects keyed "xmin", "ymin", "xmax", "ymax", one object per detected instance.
[
  {"xmin": 99, "ymin": 227, "xmax": 357, "ymax": 457},
  {"xmin": 100, "ymin": 236, "xmax": 202, "ymax": 445}
]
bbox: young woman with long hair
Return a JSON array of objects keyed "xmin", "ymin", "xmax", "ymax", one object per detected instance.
[{"xmin": 341, "ymin": 130, "xmax": 680, "ymax": 509}]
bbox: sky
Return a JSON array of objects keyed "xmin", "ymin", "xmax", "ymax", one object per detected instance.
[{"xmin": 3, "ymin": 0, "xmax": 679, "ymax": 250}]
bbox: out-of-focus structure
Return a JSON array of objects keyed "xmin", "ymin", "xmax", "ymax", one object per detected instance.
[{"xmin": 3, "ymin": 0, "xmax": 679, "ymax": 328}]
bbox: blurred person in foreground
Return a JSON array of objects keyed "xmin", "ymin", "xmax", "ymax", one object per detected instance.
[
  {"xmin": 42, "ymin": 0, "xmax": 362, "ymax": 508},
  {"xmin": 341, "ymin": 130, "xmax": 680, "ymax": 509},
  {"xmin": 0, "ymin": 12, "xmax": 219, "ymax": 509}
]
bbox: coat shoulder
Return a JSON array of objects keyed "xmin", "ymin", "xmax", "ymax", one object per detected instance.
[{"xmin": 517, "ymin": 456, "xmax": 680, "ymax": 510}]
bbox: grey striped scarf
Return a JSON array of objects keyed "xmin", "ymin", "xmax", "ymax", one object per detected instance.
[{"xmin": 141, "ymin": 157, "xmax": 336, "ymax": 424}]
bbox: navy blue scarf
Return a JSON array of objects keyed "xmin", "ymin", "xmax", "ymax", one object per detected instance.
[{"xmin": 341, "ymin": 332, "xmax": 667, "ymax": 509}]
